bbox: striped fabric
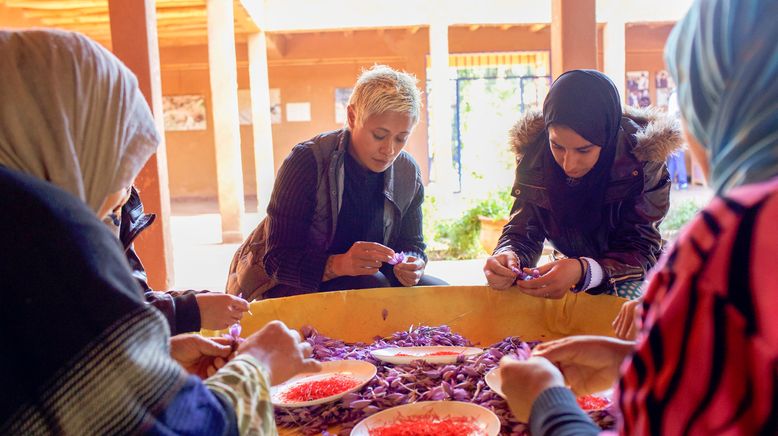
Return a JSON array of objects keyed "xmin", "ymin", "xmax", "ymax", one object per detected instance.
[
  {"xmin": 3, "ymin": 307, "xmax": 187, "ymax": 435},
  {"xmin": 205, "ymin": 355, "xmax": 275, "ymax": 435},
  {"xmin": 619, "ymin": 177, "xmax": 778, "ymax": 435}
]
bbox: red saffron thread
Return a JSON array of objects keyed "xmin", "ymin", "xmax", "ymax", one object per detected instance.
[
  {"xmin": 368, "ymin": 413, "xmax": 485, "ymax": 436},
  {"xmin": 577, "ymin": 395, "xmax": 610, "ymax": 411},
  {"xmin": 280, "ymin": 375, "xmax": 360, "ymax": 402}
]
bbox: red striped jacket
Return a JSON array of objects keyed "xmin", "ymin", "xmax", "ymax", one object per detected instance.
[{"xmin": 619, "ymin": 177, "xmax": 778, "ymax": 435}]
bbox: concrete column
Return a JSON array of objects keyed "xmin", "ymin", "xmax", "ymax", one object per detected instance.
[
  {"xmin": 247, "ymin": 32, "xmax": 275, "ymax": 219},
  {"xmin": 207, "ymin": 0, "xmax": 245, "ymax": 243},
  {"xmin": 550, "ymin": 0, "xmax": 597, "ymax": 80},
  {"xmin": 603, "ymin": 15, "xmax": 627, "ymax": 103},
  {"xmin": 108, "ymin": 0, "xmax": 174, "ymax": 289},
  {"xmin": 428, "ymin": 21, "xmax": 457, "ymax": 189}
]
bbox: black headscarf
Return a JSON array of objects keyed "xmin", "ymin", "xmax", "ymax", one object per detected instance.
[{"xmin": 542, "ymin": 69, "xmax": 622, "ymax": 231}]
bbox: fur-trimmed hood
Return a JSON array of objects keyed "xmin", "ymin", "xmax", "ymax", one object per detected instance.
[{"xmin": 509, "ymin": 106, "xmax": 683, "ymax": 162}]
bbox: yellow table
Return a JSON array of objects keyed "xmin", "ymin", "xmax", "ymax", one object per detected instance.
[
  {"xmin": 222, "ymin": 285, "xmax": 626, "ymax": 435},
  {"xmin": 237, "ymin": 285, "xmax": 625, "ymax": 344}
]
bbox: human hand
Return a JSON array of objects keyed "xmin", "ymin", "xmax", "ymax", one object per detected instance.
[
  {"xmin": 612, "ymin": 298, "xmax": 642, "ymax": 340},
  {"xmin": 484, "ymin": 251, "xmax": 520, "ymax": 290},
  {"xmin": 170, "ymin": 334, "xmax": 234, "ymax": 379},
  {"xmin": 393, "ymin": 256, "xmax": 425, "ymax": 286},
  {"xmin": 237, "ymin": 320, "xmax": 322, "ymax": 386},
  {"xmin": 196, "ymin": 293, "xmax": 250, "ymax": 330},
  {"xmin": 331, "ymin": 241, "xmax": 395, "ymax": 277},
  {"xmin": 514, "ymin": 258, "xmax": 583, "ymax": 299},
  {"xmin": 531, "ymin": 335, "xmax": 634, "ymax": 396},
  {"xmin": 499, "ymin": 356, "xmax": 566, "ymax": 422}
]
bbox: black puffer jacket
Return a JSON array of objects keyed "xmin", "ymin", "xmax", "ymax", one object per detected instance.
[
  {"xmin": 120, "ymin": 188, "xmax": 201, "ymax": 334},
  {"xmin": 494, "ymin": 107, "xmax": 682, "ymax": 294}
]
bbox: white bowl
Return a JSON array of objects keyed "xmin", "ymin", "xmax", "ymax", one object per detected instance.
[
  {"xmin": 271, "ymin": 360, "xmax": 376, "ymax": 408},
  {"xmin": 485, "ymin": 366, "xmax": 612, "ymax": 411},
  {"xmin": 350, "ymin": 401, "xmax": 501, "ymax": 435},
  {"xmin": 370, "ymin": 346, "xmax": 483, "ymax": 365}
]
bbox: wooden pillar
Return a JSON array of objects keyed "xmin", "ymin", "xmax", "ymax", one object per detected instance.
[
  {"xmin": 207, "ymin": 0, "xmax": 245, "ymax": 243},
  {"xmin": 108, "ymin": 0, "xmax": 174, "ymax": 289},
  {"xmin": 247, "ymin": 32, "xmax": 275, "ymax": 219},
  {"xmin": 603, "ymin": 15, "xmax": 627, "ymax": 103},
  {"xmin": 550, "ymin": 0, "xmax": 597, "ymax": 80},
  {"xmin": 428, "ymin": 21, "xmax": 457, "ymax": 189}
]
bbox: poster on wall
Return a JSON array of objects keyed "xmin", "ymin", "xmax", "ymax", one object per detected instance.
[
  {"xmin": 286, "ymin": 102, "xmax": 311, "ymax": 122},
  {"xmin": 270, "ymin": 88, "xmax": 281, "ymax": 124},
  {"xmin": 626, "ymin": 71, "xmax": 650, "ymax": 108},
  {"xmin": 237, "ymin": 89, "xmax": 282, "ymax": 125},
  {"xmin": 335, "ymin": 87, "xmax": 352, "ymax": 124},
  {"xmin": 162, "ymin": 95, "xmax": 207, "ymax": 131},
  {"xmin": 655, "ymin": 70, "xmax": 676, "ymax": 111}
]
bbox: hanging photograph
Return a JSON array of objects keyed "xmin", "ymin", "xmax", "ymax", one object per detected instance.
[
  {"xmin": 655, "ymin": 70, "xmax": 676, "ymax": 110},
  {"xmin": 335, "ymin": 87, "xmax": 352, "ymax": 124},
  {"xmin": 625, "ymin": 71, "xmax": 650, "ymax": 108},
  {"xmin": 162, "ymin": 95, "xmax": 207, "ymax": 131}
]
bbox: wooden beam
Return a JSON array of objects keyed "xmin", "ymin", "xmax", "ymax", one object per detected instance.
[
  {"xmin": 108, "ymin": 0, "xmax": 175, "ymax": 289},
  {"xmin": 40, "ymin": 8, "xmax": 206, "ymax": 25},
  {"xmin": 265, "ymin": 33, "xmax": 288, "ymax": 57},
  {"xmin": 237, "ymin": 0, "xmax": 266, "ymax": 30},
  {"xmin": 22, "ymin": 6, "xmax": 109, "ymax": 18},
  {"xmin": 233, "ymin": 0, "xmax": 259, "ymax": 32},
  {"xmin": 207, "ymin": 0, "xmax": 245, "ymax": 243},
  {"xmin": 6, "ymin": 0, "xmax": 108, "ymax": 9}
]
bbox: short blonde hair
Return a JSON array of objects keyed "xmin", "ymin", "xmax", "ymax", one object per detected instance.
[{"xmin": 347, "ymin": 65, "xmax": 422, "ymax": 129}]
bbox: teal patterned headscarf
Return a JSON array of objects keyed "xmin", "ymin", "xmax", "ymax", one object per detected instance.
[{"xmin": 665, "ymin": 0, "xmax": 778, "ymax": 193}]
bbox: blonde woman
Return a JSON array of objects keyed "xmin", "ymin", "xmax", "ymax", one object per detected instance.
[{"xmin": 228, "ymin": 65, "xmax": 446, "ymax": 300}]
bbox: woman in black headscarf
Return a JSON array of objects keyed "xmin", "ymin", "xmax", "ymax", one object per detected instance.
[{"xmin": 483, "ymin": 70, "xmax": 682, "ymax": 299}]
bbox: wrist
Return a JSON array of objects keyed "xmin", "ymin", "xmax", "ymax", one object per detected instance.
[
  {"xmin": 571, "ymin": 258, "xmax": 590, "ymax": 293},
  {"xmin": 323, "ymin": 255, "xmax": 341, "ymax": 281}
]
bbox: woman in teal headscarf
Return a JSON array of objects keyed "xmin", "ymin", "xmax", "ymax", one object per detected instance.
[{"xmin": 494, "ymin": 0, "xmax": 778, "ymax": 434}]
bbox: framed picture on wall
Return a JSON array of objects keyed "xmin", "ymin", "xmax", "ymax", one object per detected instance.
[
  {"xmin": 655, "ymin": 70, "xmax": 676, "ymax": 111},
  {"xmin": 162, "ymin": 95, "xmax": 207, "ymax": 131},
  {"xmin": 626, "ymin": 71, "xmax": 650, "ymax": 108},
  {"xmin": 335, "ymin": 87, "xmax": 352, "ymax": 124}
]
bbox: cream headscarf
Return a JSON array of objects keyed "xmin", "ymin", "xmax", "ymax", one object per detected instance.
[{"xmin": 0, "ymin": 29, "xmax": 160, "ymax": 214}]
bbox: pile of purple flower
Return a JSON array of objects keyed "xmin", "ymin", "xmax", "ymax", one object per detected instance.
[{"xmin": 274, "ymin": 325, "xmax": 616, "ymax": 435}]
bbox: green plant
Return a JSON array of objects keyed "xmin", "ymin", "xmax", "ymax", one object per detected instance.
[
  {"xmin": 428, "ymin": 190, "xmax": 513, "ymax": 260},
  {"xmin": 662, "ymin": 200, "xmax": 704, "ymax": 232}
]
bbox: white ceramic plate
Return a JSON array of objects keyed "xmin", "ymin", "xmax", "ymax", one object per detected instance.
[
  {"xmin": 271, "ymin": 360, "xmax": 376, "ymax": 408},
  {"xmin": 370, "ymin": 346, "xmax": 483, "ymax": 365},
  {"xmin": 350, "ymin": 401, "xmax": 501, "ymax": 435},
  {"xmin": 484, "ymin": 367, "xmax": 612, "ymax": 411}
]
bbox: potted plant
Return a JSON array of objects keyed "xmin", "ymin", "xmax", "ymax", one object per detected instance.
[{"xmin": 478, "ymin": 215, "xmax": 509, "ymax": 255}]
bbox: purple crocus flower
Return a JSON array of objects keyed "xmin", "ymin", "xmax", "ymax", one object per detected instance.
[
  {"xmin": 387, "ymin": 252, "xmax": 407, "ymax": 265},
  {"xmin": 224, "ymin": 322, "xmax": 241, "ymax": 342}
]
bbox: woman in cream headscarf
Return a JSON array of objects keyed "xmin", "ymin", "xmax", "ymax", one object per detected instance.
[
  {"xmin": 495, "ymin": 0, "xmax": 778, "ymax": 434},
  {"xmin": 0, "ymin": 29, "xmax": 318, "ymax": 435}
]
